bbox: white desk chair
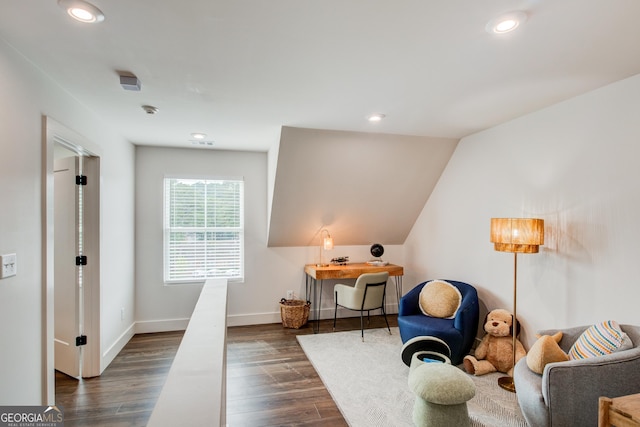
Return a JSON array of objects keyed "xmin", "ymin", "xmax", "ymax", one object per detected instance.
[{"xmin": 333, "ymin": 271, "xmax": 391, "ymax": 341}]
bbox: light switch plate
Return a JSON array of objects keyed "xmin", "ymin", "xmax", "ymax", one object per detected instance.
[{"xmin": 0, "ymin": 253, "xmax": 17, "ymax": 278}]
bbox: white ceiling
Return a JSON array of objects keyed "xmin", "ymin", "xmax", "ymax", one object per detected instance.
[
  {"xmin": 2, "ymin": 1, "xmax": 640, "ymax": 152},
  {"xmin": 3, "ymin": 1, "xmax": 640, "ymax": 248}
]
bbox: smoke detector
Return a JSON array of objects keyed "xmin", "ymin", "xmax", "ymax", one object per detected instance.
[{"xmin": 141, "ymin": 105, "xmax": 159, "ymax": 115}]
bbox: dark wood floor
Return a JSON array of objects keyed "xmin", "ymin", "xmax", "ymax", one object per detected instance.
[
  {"xmin": 55, "ymin": 314, "xmax": 398, "ymax": 426},
  {"xmin": 55, "ymin": 331, "xmax": 183, "ymax": 426}
]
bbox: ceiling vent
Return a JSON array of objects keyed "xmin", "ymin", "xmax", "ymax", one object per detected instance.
[
  {"xmin": 120, "ymin": 73, "xmax": 141, "ymax": 91},
  {"xmin": 191, "ymin": 140, "xmax": 215, "ymax": 147}
]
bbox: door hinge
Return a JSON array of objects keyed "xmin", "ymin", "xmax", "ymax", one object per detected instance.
[
  {"xmin": 76, "ymin": 255, "xmax": 87, "ymax": 266},
  {"xmin": 76, "ymin": 335, "xmax": 87, "ymax": 346},
  {"xmin": 76, "ymin": 175, "xmax": 87, "ymax": 186}
]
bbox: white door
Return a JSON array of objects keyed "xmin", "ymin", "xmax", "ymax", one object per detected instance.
[{"xmin": 54, "ymin": 156, "xmax": 81, "ymax": 378}]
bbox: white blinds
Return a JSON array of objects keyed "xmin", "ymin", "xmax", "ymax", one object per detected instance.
[{"xmin": 164, "ymin": 178, "xmax": 244, "ymax": 282}]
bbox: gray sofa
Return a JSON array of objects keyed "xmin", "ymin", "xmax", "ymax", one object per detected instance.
[{"xmin": 513, "ymin": 324, "xmax": 640, "ymax": 427}]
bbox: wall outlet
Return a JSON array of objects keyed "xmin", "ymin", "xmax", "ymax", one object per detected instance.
[
  {"xmin": 0, "ymin": 253, "xmax": 17, "ymax": 279},
  {"xmin": 286, "ymin": 290, "xmax": 295, "ymax": 300}
]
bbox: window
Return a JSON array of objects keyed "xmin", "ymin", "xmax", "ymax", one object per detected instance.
[{"xmin": 164, "ymin": 177, "xmax": 244, "ymax": 283}]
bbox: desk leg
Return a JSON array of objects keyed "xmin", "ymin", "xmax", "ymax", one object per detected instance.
[
  {"xmin": 305, "ymin": 275, "xmax": 323, "ymax": 334},
  {"xmin": 316, "ymin": 280, "xmax": 323, "ymax": 333},
  {"xmin": 305, "ymin": 274, "xmax": 312, "ymax": 305},
  {"xmin": 395, "ymin": 276, "xmax": 403, "ymax": 311},
  {"xmin": 306, "ymin": 275, "xmax": 317, "ymax": 334}
]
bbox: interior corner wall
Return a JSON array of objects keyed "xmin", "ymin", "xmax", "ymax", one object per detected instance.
[
  {"xmin": 0, "ymin": 39, "xmax": 135, "ymax": 403},
  {"xmin": 405, "ymin": 73, "xmax": 640, "ymax": 346}
]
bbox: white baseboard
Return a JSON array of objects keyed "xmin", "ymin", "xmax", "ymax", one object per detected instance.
[
  {"xmin": 226, "ymin": 302, "xmax": 398, "ymax": 327},
  {"xmin": 135, "ymin": 318, "xmax": 190, "ymax": 334},
  {"xmin": 133, "ymin": 302, "xmax": 398, "ymax": 331},
  {"xmin": 101, "ymin": 323, "xmax": 135, "ymax": 373},
  {"xmin": 227, "ymin": 311, "xmax": 281, "ymax": 327}
]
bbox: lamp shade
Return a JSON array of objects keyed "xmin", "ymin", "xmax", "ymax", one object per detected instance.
[
  {"xmin": 323, "ymin": 236, "xmax": 334, "ymax": 250},
  {"xmin": 490, "ymin": 218, "xmax": 544, "ymax": 253}
]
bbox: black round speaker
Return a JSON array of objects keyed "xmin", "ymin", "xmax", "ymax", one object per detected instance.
[{"xmin": 370, "ymin": 243, "xmax": 384, "ymax": 258}]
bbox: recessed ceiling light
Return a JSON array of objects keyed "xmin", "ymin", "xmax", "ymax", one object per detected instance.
[
  {"xmin": 191, "ymin": 133, "xmax": 207, "ymax": 140},
  {"xmin": 58, "ymin": 0, "xmax": 105, "ymax": 24},
  {"xmin": 486, "ymin": 11, "xmax": 527, "ymax": 34},
  {"xmin": 367, "ymin": 113, "xmax": 386, "ymax": 122}
]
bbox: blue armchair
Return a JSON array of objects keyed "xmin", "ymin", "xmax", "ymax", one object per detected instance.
[{"xmin": 398, "ymin": 280, "xmax": 480, "ymax": 365}]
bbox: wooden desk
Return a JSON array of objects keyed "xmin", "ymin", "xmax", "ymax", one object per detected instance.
[
  {"xmin": 304, "ymin": 263, "xmax": 404, "ymax": 333},
  {"xmin": 599, "ymin": 393, "xmax": 640, "ymax": 427}
]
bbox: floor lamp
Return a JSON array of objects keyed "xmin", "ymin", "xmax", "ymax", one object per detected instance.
[{"xmin": 490, "ymin": 218, "xmax": 544, "ymax": 392}]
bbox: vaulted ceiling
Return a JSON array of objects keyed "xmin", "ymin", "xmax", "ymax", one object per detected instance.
[
  {"xmin": 268, "ymin": 127, "xmax": 458, "ymax": 247},
  {"xmin": 2, "ymin": 0, "xmax": 640, "ymax": 246}
]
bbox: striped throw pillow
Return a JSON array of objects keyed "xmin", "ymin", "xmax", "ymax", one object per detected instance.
[{"xmin": 568, "ymin": 320, "xmax": 627, "ymax": 360}]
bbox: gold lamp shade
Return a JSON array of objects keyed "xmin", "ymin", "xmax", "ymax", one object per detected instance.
[{"xmin": 490, "ymin": 218, "xmax": 544, "ymax": 253}]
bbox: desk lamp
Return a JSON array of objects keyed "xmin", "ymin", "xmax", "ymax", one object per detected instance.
[{"xmin": 317, "ymin": 229, "xmax": 334, "ymax": 267}]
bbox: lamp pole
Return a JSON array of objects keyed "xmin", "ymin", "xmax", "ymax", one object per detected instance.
[{"xmin": 498, "ymin": 251, "xmax": 518, "ymax": 392}]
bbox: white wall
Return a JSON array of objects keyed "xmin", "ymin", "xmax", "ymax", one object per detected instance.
[
  {"xmin": 135, "ymin": 146, "xmax": 406, "ymax": 329},
  {"xmin": 405, "ymin": 73, "xmax": 640, "ymax": 347},
  {"xmin": 0, "ymin": 39, "xmax": 135, "ymax": 403},
  {"xmin": 98, "ymin": 129, "xmax": 136, "ymax": 372}
]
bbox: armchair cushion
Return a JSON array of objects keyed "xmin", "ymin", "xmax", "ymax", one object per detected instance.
[
  {"xmin": 568, "ymin": 320, "xmax": 632, "ymax": 360},
  {"xmin": 418, "ymin": 280, "xmax": 462, "ymax": 319}
]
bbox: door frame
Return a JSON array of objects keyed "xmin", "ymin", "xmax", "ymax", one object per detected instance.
[{"xmin": 43, "ymin": 116, "xmax": 101, "ymax": 403}]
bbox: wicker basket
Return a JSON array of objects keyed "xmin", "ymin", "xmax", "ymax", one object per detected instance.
[{"xmin": 279, "ymin": 298, "xmax": 310, "ymax": 329}]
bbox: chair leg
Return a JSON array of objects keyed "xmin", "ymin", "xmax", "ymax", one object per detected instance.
[
  {"xmin": 382, "ymin": 307, "xmax": 391, "ymax": 335},
  {"xmin": 333, "ymin": 294, "xmax": 338, "ymax": 331},
  {"xmin": 360, "ymin": 310, "xmax": 364, "ymax": 342}
]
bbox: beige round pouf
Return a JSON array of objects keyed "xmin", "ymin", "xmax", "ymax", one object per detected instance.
[{"xmin": 408, "ymin": 362, "xmax": 476, "ymax": 427}]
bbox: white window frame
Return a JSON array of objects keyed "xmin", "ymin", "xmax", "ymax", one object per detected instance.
[{"xmin": 163, "ymin": 176, "xmax": 244, "ymax": 284}]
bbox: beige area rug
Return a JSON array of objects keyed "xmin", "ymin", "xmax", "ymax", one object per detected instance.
[{"xmin": 297, "ymin": 328, "xmax": 527, "ymax": 427}]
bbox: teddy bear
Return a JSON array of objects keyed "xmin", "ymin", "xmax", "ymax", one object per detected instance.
[{"xmin": 463, "ymin": 308, "xmax": 526, "ymax": 376}]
